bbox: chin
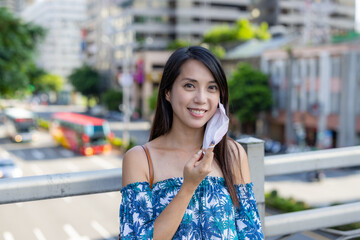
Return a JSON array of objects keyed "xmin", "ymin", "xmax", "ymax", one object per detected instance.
[{"xmin": 187, "ymin": 120, "xmax": 208, "ymax": 129}]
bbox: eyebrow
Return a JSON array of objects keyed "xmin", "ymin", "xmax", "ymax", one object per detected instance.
[{"xmin": 181, "ymin": 78, "xmax": 217, "ymax": 84}]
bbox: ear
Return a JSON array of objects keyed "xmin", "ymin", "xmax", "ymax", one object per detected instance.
[{"xmin": 165, "ymin": 90, "xmax": 171, "ymax": 102}]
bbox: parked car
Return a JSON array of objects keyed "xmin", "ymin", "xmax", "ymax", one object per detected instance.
[
  {"xmin": 89, "ymin": 105, "xmax": 109, "ymax": 118},
  {"xmin": 106, "ymin": 111, "xmax": 124, "ymax": 121},
  {"xmin": 0, "ymin": 157, "xmax": 23, "ymax": 179}
]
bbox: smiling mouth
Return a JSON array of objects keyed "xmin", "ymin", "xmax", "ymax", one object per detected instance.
[{"xmin": 188, "ymin": 108, "xmax": 207, "ymax": 115}]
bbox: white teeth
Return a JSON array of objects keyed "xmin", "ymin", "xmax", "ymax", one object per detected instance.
[{"xmin": 190, "ymin": 109, "xmax": 205, "ymax": 114}]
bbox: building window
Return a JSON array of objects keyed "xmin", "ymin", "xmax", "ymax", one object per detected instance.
[{"xmin": 134, "ymin": 15, "xmax": 146, "ymax": 23}]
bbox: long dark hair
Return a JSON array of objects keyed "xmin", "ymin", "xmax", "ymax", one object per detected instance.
[{"xmin": 149, "ymin": 46, "xmax": 240, "ymax": 207}]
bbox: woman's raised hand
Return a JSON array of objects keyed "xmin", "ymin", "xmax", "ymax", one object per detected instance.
[{"xmin": 182, "ymin": 144, "xmax": 215, "ymax": 192}]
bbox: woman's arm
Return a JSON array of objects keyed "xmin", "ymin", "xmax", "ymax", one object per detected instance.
[{"xmin": 122, "ymin": 146, "xmax": 215, "ymax": 240}]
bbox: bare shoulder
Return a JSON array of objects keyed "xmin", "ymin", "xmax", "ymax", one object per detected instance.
[
  {"xmin": 121, "ymin": 145, "xmax": 149, "ymax": 187},
  {"xmin": 227, "ymin": 138, "xmax": 252, "ymax": 184}
]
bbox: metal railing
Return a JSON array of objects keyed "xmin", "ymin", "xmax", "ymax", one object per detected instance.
[{"xmin": 1, "ymin": 138, "xmax": 360, "ymax": 238}]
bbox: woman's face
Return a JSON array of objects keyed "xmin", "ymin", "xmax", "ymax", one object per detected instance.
[{"xmin": 166, "ymin": 59, "xmax": 220, "ymax": 130}]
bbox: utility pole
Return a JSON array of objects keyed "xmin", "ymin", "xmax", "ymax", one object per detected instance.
[
  {"xmin": 285, "ymin": 47, "xmax": 295, "ymax": 146},
  {"xmin": 119, "ymin": 71, "xmax": 133, "ymax": 147}
]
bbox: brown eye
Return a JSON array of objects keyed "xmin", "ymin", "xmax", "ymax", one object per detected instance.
[
  {"xmin": 209, "ymin": 85, "xmax": 218, "ymax": 92},
  {"xmin": 184, "ymin": 83, "xmax": 195, "ymax": 89}
]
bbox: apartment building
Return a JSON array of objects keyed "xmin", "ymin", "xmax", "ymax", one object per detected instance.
[
  {"xmin": 21, "ymin": 0, "xmax": 87, "ymax": 80},
  {"xmin": 261, "ymin": 42, "xmax": 360, "ymax": 148},
  {"xmin": 0, "ymin": 0, "xmax": 31, "ymax": 14},
  {"xmin": 276, "ymin": 0, "xmax": 357, "ymax": 44},
  {"xmin": 111, "ymin": 0, "xmax": 252, "ymax": 69}
]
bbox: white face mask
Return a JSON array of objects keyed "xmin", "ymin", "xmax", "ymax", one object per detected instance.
[{"xmin": 202, "ymin": 101, "xmax": 229, "ymax": 150}]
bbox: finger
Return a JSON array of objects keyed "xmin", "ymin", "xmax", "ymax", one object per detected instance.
[
  {"xmin": 187, "ymin": 149, "xmax": 203, "ymax": 166},
  {"xmin": 203, "ymin": 147, "xmax": 214, "ymax": 162},
  {"xmin": 195, "ymin": 141, "xmax": 215, "ymax": 167}
]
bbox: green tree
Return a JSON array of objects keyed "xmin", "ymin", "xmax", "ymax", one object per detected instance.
[
  {"xmin": 27, "ymin": 63, "xmax": 46, "ymax": 93},
  {"xmin": 167, "ymin": 39, "xmax": 192, "ymax": 50},
  {"xmin": 235, "ymin": 19, "xmax": 255, "ymax": 41},
  {"xmin": 203, "ymin": 24, "xmax": 238, "ymax": 45},
  {"xmin": 203, "ymin": 18, "xmax": 271, "ymax": 45},
  {"xmin": 102, "ymin": 89, "xmax": 123, "ymax": 111},
  {"xmin": 35, "ymin": 74, "xmax": 64, "ymax": 93},
  {"xmin": 228, "ymin": 63, "xmax": 272, "ymax": 132},
  {"xmin": 148, "ymin": 88, "xmax": 158, "ymax": 112},
  {"xmin": 0, "ymin": 8, "xmax": 46, "ymax": 97},
  {"xmin": 68, "ymin": 65, "xmax": 100, "ymax": 108},
  {"xmin": 209, "ymin": 45, "xmax": 226, "ymax": 59}
]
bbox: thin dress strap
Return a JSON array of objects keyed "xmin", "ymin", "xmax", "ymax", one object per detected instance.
[{"xmin": 141, "ymin": 145, "xmax": 154, "ymax": 189}]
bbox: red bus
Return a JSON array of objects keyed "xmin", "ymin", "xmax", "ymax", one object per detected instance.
[{"xmin": 50, "ymin": 112, "xmax": 113, "ymax": 156}]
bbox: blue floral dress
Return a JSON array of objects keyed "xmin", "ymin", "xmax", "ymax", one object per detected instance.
[{"xmin": 119, "ymin": 176, "xmax": 264, "ymax": 239}]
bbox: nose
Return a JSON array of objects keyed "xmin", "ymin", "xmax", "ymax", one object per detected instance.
[{"xmin": 194, "ymin": 89, "xmax": 207, "ymax": 104}]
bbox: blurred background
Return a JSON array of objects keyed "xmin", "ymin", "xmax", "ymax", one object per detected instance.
[{"xmin": 0, "ymin": 0, "xmax": 359, "ymax": 239}]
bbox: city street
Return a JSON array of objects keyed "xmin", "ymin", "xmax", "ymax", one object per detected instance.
[
  {"xmin": 0, "ymin": 125, "xmax": 122, "ymax": 240},
  {"xmin": 30, "ymin": 104, "xmax": 151, "ymax": 146}
]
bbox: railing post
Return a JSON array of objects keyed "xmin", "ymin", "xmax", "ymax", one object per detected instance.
[{"xmin": 237, "ymin": 137, "xmax": 265, "ymax": 231}]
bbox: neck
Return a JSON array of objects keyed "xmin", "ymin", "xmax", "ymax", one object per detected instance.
[{"xmin": 165, "ymin": 124, "xmax": 204, "ymax": 151}]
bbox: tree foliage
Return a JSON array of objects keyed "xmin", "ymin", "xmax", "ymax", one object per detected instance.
[
  {"xmin": 35, "ymin": 74, "xmax": 64, "ymax": 93},
  {"xmin": 228, "ymin": 63, "xmax": 272, "ymax": 124},
  {"xmin": 0, "ymin": 8, "xmax": 46, "ymax": 97},
  {"xmin": 148, "ymin": 88, "xmax": 158, "ymax": 112},
  {"xmin": 68, "ymin": 65, "xmax": 100, "ymax": 99},
  {"xmin": 167, "ymin": 39, "xmax": 191, "ymax": 50},
  {"xmin": 203, "ymin": 18, "xmax": 271, "ymax": 45},
  {"xmin": 209, "ymin": 45, "xmax": 226, "ymax": 59},
  {"xmin": 203, "ymin": 24, "xmax": 238, "ymax": 45},
  {"xmin": 102, "ymin": 89, "xmax": 123, "ymax": 111}
]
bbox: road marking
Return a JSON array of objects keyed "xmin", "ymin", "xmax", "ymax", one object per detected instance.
[
  {"xmin": 63, "ymin": 224, "xmax": 89, "ymax": 240},
  {"xmin": 0, "ymin": 151, "xmax": 10, "ymax": 158},
  {"xmin": 90, "ymin": 156, "xmax": 115, "ymax": 169},
  {"xmin": 3, "ymin": 232, "xmax": 14, "ymax": 240},
  {"xmin": 33, "ymin": 228, "xmax": 47, "ymax": 240},
  {"xmin": 66, "ymin": 162, "xmax": 79, "ymax": 172},
  {"xmin": 60, "ymin": 149, "xmax": 74, "ymax": 158},
  {"xmin": 31, "ymin": 149, "xmax": 45, "ymax": 159},
  {"xmin": 91, "ymin": 221, "xmax": 114, "ymax": 239},
  {"xmin": 31, "ymin": 165, "xmax": 44, "ymax": 175}
]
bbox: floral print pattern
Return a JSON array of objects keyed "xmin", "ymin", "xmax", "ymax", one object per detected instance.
[{"xmin": 119, "ymin": 176, "xmax": 264, "ymax": 239}]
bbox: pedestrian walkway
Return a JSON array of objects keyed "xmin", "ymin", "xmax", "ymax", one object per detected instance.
[
  {"xmin": 265, "ymin": 169, "xmax": 360, "ymax": 207},
  {"xmin": 265, "ymin": 169, "xmax": 360, "ymax": 239}
]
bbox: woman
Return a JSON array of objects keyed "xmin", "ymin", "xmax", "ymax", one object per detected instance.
[{"xmin": 119, "ymin": 46, "xmax": 264, "ymax": 239}]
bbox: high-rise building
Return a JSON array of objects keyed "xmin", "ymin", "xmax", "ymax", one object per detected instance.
[
  {"xmin": 82, "ymin": 0, "xmax": 254, "ymax": 77},
  {"xmin": 21, "ymin": 0, "xmax": 87, "ymax": 80},
  {"xmin": 277, "ymin": 0, "xmax": 357, "ymax": 44},
  {"xmin": 82, "ymin": 0, "xmax": 121, "ymax": 91},
  {"xmin": 0, "ymin": 0, "xmax": 30, "ymax": 14},
  {"xmin": 112, "ymin": 0, "xmax": 253, "ymax": 71}
]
